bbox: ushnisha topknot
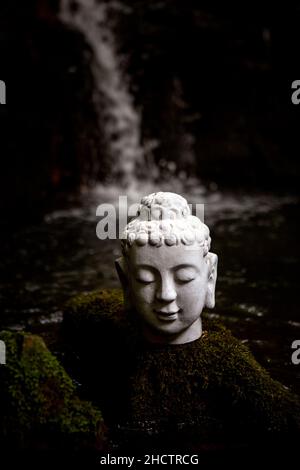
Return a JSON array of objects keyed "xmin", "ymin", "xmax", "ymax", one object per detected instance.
[{"xmin": 121, "ymin": 192, "xmax": 211, "ymax": 256}]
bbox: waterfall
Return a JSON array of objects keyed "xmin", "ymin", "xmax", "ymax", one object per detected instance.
[{"xmin": 59, "ymin": 0, "xmax": 143, "ymax": 184}]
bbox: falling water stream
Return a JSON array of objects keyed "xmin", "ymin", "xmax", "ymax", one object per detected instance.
[{"xmin": 60, "ymin": 0, "xmax": 143, "ymax": 182}]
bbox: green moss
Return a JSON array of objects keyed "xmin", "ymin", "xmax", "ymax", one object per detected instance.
[
  {"xmin": 65, "ymin": 288, "xmax": 124, "ymax": 319},
  {"xmin": 128, "ymin": 331, "xmax": 300, "ymax": 438},
  {"xmin": 63, "ymin": 289, "xmax": 300, "ymax": 449},
  {"xmin": 63, "ymin": 288, "xmax": 129, "ymax": 347},
  {"xmin": 0, "ymin": 331, "xmax": 104, "ymax": 449}
]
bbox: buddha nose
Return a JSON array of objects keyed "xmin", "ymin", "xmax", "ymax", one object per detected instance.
[{"xmin": 156, "ymin": 275, "xmax": 177, "ymax": 303}]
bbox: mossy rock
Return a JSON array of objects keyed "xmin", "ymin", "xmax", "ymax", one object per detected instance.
[
  {"xmin": 0, "ymin": 330, "xmax": 105, "ymax": 450},
  {"xmin": 63, "ymin": 288, "xmax": 127, "ymax": 342},
  {"xmin": 63, "ymin": 289, "xmax": 141, "ymax": 424},
  {"xmin": 63, "ymin": 289, "xmax": 300, "ymax": 451},
  {"xmin": 63, "ymin": 288, "xmax": 226, "ymax": 350}
]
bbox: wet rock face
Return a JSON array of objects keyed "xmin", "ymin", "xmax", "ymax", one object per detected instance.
[
  {"xmin": 117, "ymin": 2, "xmax": 300, "ymax": 188},
  {"xmin": 63, "ymin": 289, "xmax": 300, "ymax": 451},
  {"xmin": 0, "ymin": 330, "xmax": 104, "ymax": 450},
  {"xmin": 0, "ymin": 3, "xmax": 107, "ymax": 219}
]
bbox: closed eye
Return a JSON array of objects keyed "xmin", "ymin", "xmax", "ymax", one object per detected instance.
[
  {"xmin": 136, "ymin": 278, "xmax": 155, "ymax": 284},
  {"xmin": 176, "ymin": 277, "xmax": 195, "ymax": 283},
  {"xmin": 175, "ymin": 268, "xmax": 197, "ymax": 283},
  {"xmin": 135, "ymin": 268, "xmax": 156, "ymax": 284}
]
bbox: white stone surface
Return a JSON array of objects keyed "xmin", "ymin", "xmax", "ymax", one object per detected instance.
[{"xmin": 116, "ymin": 192, "xmax": 217, "ymax": 344}]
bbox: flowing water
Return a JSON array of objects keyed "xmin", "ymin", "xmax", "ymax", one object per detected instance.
[{"xmin": 60, "ymin": 0, "xmax": 143, "ymax": 182}]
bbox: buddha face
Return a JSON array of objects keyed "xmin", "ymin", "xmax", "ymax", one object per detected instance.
[{"xmin": 119, "ymin": 243, "xmax": 217, "ymax": 344}]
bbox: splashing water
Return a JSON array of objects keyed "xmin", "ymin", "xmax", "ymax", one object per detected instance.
[{"xmin": 59, "ymin": 0, "xmax": 143, "ymax": 183}]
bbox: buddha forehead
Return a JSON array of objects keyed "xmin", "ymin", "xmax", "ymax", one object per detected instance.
[{"xmin": 127, "ymin": 242, "xmax": 206, "ymax": 272}]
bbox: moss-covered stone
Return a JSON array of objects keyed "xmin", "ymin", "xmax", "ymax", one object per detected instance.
[
  {"xmin": 63, "ymin": 289, "xmax": 140, "ymax": 425},
  {"xmin": 0, "ymin": 330, "xmax": 105, "ymax": 450},
  {"xmin": 63, "ymin": 289, "xmax": 300, "ymax": 451},
  {"xmin": 64, "ymin": 288, "xmax": 125, "ymax": 340}
]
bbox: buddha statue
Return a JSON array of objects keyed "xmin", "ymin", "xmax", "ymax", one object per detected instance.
[{"xmin": 115, "ymin": 191, "xmax": 217, "ymax": 344}]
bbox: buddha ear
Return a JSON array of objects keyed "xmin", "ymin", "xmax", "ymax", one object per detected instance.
[
  {"xmin": 115, "ymin": 257, "xmax": 132, "ymax": 310},
  {"xmin": 115, "ymin": 257, "xmax": 128, "ymax": 290},
  {"xmin": 205, "ymin": 252, "xmax": 218, "ymax": 309}
]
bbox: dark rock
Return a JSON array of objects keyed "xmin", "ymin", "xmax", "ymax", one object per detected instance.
[
  {"xmin": 0, "ymin": 330, "xmax": 105, "ymax": 450},
  {"xmin": 63, "ymin": 288, "xmax": 300, "ymax": 452}
]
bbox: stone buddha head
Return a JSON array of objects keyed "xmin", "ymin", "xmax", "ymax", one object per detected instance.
[{"xmin": 115, "ymin": 192, "xmax": 218, "ymax": 344}]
